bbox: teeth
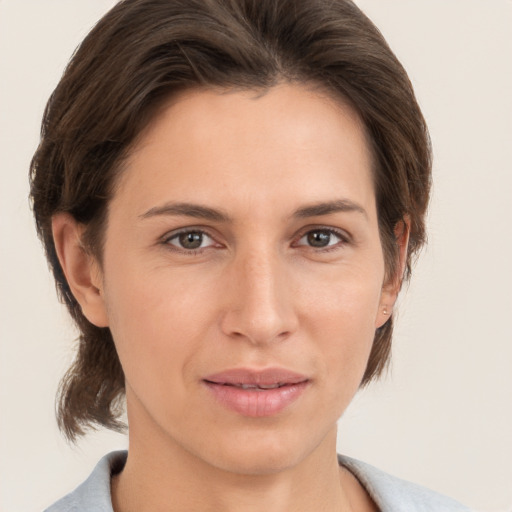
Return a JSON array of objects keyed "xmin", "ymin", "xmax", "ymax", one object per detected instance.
[
  {"xmin": 240, "ymin": 384, "xmax": 258, "ymax": 390},
  {"xmin": 236, "ymin": 383, "xmax": 282, "ymax": 390}
]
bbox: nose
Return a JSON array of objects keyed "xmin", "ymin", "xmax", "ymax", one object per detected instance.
[{"xmin": 220, "ymin": 249, "xmax": 298, "ymax": 346}]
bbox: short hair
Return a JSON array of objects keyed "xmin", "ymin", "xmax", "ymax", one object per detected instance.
[{"xmin": 30, "ymin": 0, "xmax": 431, "ymax": 440}]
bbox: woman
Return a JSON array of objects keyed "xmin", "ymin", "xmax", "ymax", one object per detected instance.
[{"xmin": 30, "ymin": 0, "xmax": 470, "ymax": 510}]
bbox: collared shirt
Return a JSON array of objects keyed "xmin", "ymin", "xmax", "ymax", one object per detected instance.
[{"xmin": 44, "ymin": 451, "xmax": 472, "ymax": 512}]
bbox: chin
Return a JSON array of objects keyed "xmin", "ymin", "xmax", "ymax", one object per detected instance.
[
  {"xmin": 194, "ymin": 423, "xmax": 333, "ymax": 476},
  {"xmin": 212, "ymin": 447, "xmax": 304, "ymax": 476}
]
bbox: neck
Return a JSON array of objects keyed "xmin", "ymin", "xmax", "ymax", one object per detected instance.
[{"xmin": 111, "ymin": 405, "xmax": 354, "ymax": 512}]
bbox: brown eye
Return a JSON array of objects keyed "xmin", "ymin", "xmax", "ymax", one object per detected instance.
[
  {"xmin": 166, "ymin": 230, "xmax": 214, "ymax": 250},
  {"xmin": 296, "ymin": 229, "xmax": 345, "ymax": 249},
  {"xmin": 307, "ymin": 231, "xmax": 332, "ymax": 247},
  {"xmin": 179, "ymin": 232, "xmax": 203, "ymax": 249}
]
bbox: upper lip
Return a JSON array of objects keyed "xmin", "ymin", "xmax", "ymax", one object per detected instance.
[{"xmin": 203, "ymin": 367, "xmax": 309, "ymax": 387}]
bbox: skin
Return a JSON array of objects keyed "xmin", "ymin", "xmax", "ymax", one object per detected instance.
[{"xmin": 53, "ymin": 84, "xmax": 408, "ymax": 511}]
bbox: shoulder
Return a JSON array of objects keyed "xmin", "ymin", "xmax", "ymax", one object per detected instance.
[
  {"xmin": 43, "ymin": 451, "xmax": 127, "ymax": 512},
  {"xmin": 338, "ymin": 455, "xmax": 473, "ymax": 512},
  {"xmin": 44, "ymin": 451, "xmax": 472, "ymax": 512}
]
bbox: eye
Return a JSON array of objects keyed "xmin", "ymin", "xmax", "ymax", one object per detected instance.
[
  {"xmin": 296, "ymin": 228, "xmax": 346, "ymax": 249},
  {"xmin": 165, "ymin": 230, "xmax": 216, "ymax": 251}
]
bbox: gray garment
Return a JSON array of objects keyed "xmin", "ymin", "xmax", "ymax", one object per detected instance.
[{"xmin": 44, "ymin": 450, "xmax": 472, "ymax": 511}]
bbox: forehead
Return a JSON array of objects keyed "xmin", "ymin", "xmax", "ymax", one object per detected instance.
[{"xmin": 114, "ymin": 83, "xmax": 375, "ymax": 218}]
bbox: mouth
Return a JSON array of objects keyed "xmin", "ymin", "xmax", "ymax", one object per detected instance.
[
  {"xmin": 203, "ymin": 367, "xmax": 310, "ymax": 417},
  {"xmin": 205, "ymin": 382, "xmax": 295, "ymax": 390}
]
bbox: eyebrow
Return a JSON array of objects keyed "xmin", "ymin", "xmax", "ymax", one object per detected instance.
[
  {"xmin": 292, "ymin": 199, "xmax": 368, "ymax": 219},
  {"xmin": 139, "ymin": 198, "xmax": 367, "ymax": 222},
  {"xmin": 139, "ymin": 202, "xmax": 231, "ymax": 222}
]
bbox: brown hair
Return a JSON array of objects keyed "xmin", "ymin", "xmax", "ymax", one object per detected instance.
[{"xmin": 30, "ymin": 0, "xmax": 431, "ymax": 440}]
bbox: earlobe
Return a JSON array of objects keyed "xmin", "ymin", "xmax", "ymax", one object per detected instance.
[
  {"xmin": 375, "ymin": 216, "xmax": 410, "ymax": 329},
  {"xmin": 52, "ymin": 213, "xmax": 109, "ymax": 328}
]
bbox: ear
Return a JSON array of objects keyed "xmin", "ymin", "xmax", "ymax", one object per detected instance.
[
  {"xmin": 375, "ymin": 216, "xmax": 410, "ymax": 328},
  {"xmin": 52, "ymin": 213, "xmax": 109, "ymax": 327}
]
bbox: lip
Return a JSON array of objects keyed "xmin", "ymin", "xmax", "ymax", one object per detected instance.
[{"xmin": 203, "ymin": 367, "xmax": 310, "ymax": 417}]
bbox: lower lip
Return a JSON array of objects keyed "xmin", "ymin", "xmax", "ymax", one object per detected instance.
[{"xmin": 204, "ymin": 381, "xmax": 309, "ymax": 417}]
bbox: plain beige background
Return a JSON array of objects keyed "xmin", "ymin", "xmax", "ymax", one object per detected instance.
[{"xmin": 1, "ymin": 1, "xmax": 511, "ymax": 511}]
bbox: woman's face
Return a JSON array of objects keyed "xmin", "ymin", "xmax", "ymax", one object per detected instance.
[{"xmin": 92, "ymin": 84, "xmax": 396, "ymax": 474}]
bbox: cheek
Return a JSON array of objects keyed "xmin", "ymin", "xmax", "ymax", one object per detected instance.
[
  {"xmin": 300, "ymin": 265, "xmax": 384, "ymax": 377},
  {"xmin": 102, "ymin": 263, "xmax": 217, "ymax": 393}
]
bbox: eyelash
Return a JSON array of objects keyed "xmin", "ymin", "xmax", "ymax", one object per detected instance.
[
  {"xmin": 161, "ymin": 227, "xmax": 351, "ymax": 255},
  {"xmin": 294, "ymin": 227, "xmax": 350, "ymax": 252},
  {"xmin": 162, "ymin": 229, "xmax": 217, "ymax": 255}
]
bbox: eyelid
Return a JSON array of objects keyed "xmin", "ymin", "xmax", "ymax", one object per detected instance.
[
  {"xmin": 161, "ymin": 226, "xmax": 221, "ymax": 252},
  {"xmin": 159, "ymin": 224, "xmax": 351, "ymax": 253},
  {"xmin": 293, "ymin": 226, "xmax": 352, "ymax": 249}
]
